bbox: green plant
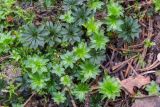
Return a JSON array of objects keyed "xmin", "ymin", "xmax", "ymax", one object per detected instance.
[
  {"xmin": 80, "ymin": 60, "xmax": 100, "ymax": 81},
  {"xmin": 84, "ymin": 17, "xmax": 102, "ymax": 35},
  {"xmin": 6, "ymin": 82, "xmax": 20, "ymax": 99},
  {"xmin": 72, "ymin": 6, "xmax": 93, "ymax": 25},
  {"xmin": 21, "ymin": 24, "xmax": 49, "ymax": 49},
  {"xmin": 0, "ymin": 32, "xmax": 14, "ymax": 54},
  {"xmin": 61, "ymin": 24, "xmax": 83, "ymax": 45},
  {"xmin": 99, "ymin": 76, "xmax": 121, "ymax": 100},
  {"xmin": 52, "ymin": 91, "xmax": 66, "ymax": 104},
  {"xmin": 0, "ymin": 0, "xmax": 35, "ymax": 28},
  {"xmin": 146, "ymin": 81, "xmax": 159, "ymax": 95},
  {"xmin": 153, "ymin": 0, "xmax": 160, "ymax": 12},
  {"xmin": 10, "ymin": 49, "xmax": 21, "ymax": 61},
  {"xmin": 144, "ymin": 39, "xmax": 155, "ymax": 48},
  {"xmin": 63, "ymin": 0, "xmax": 86, "ymax": 10},
  {"xmin": 88, "ymin": 0, "xmax": 104, "ymax": 11},
  {"xmin": 107, "ymin": 1, "xmax": 123, "ymax": 17},
  {"xmin": 118, "ymin": 17, "xmax": 141, "ymax": 43},
  {"xmin": 90, "ymin": 31, "xmax": 109, "ymax": 50},
  {"xmin": 29, "ymin": 72, "xmax": 50, "ymax": 92},
  {"xmin": 24, "ymin": 55, "xmax": 50, "ymax": 92},
  {"xmin": 73, "ymin": 83, "xmax": 90, "ymax": 101},
  {"xmin": 24, "ymin": 55, "xmax": 49, "ymax": 74},
  {"xmin": 73, "ymin": 42, "xmax": 90, "ymax": 61},
  {"xmin": 89, "ymin": 49, "xmax": 106, "ymax": 64},
  {"xmin": 106, "ymin": 1, "xmax": 124, "ymax": 32},
  {"xmin": 45, "ymin": 21, "xmax": 62, "ymax": 46},
  {"xmin": 60, "ymin": 11, "xmax": 74, "ymax": 23},
  {"xmin": 0, "ymin": 79, "xmax": 6, "ymax": 92},
  {"xmin": 61, "ymin": 51, "xmax": 76, "ymax": 68},
  {"xmin": 60, "ymin": 75, "xmax": 72, "ymax": 87},
  {"xmin": 106, "ymin": 16, "xmax": 123, "ymax": 31},
  {"xmin": 12, "ymin": 103, "xmax": 23, "ymax": 107},
  {"xmin": 43, "ymin": 0, "xmax": 56, "ymax": 8},
  {"xmin": 0, "ymin": 0, "xmax": 16, "ymax": 21},
  {"xmin": 0, "ymin": 0, "xmax": 156, "ymax": 105},
  {"xmin": 52, "ymin": 64, "xmax": 65, "ymax": 77}
]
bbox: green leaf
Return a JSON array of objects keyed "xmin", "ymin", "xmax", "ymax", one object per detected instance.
[
  {"xmin": 118, "ymin": 17, "xmax": 141, "ymax": 43},
  {"xmin": 107, "ymin": 1, "xmax": 123, "ymax": 17},
  {"xmin": 80, "ymin": 60, "xmax": 100, "ymax": 81},
  {"xmin": 61, "ymin": 51, "xmax": 76, "ymax": 68},
  {"xmin": 90, "ymin": 30, "xmax": 109, "ymax": 50},
  {"xmin": 88, "ymin": 0, "xmax": 104, "ymax": 11},
  {"xmin": 45, "ymin": 21, "xmax": 62, "ymax": 46},
  {"xmin": 60, "ymin": 75, "xmax": 72, "ymax": 87},
  {"xmin": 10, "ymin": 50, "xmax": 21, "ymax": 61},
  {"xmin": 52, "ymin": 92, "xmax": 66, "ymax": 104},
  {"xmin": 61, "ymin": 24, "xmax": 83, "ymax": 45},
  {"xmin": 63, "ymin": 0, "xmax": 87, "ymax": 10},
  {"xmin": 106, "ymin": 16, "xmax": 123, "ymax": 31},
  {"xmin": 21, "ymin": 24, "xmax": 49, "ymax": 49},
  {"xmin": 0, "ymin": 79, "xmax": 6, "ymax": 91},
  {"xmin": 29, "ymin": 72, "xmax": 50, "ymax": 92},
  {"xmin": 73, "ymin": 83, "xmax": 90, "ymax": 101},
  {"xmin": 144, "ymin": 39, "xmax": 155, "ymax": 48},
  {"xmin": 12, "ymin": 103, "xmax": 23, "ymax": 107},
  {"xmin": 73, "ymin": 42, "xmax": 90, "ymax": 61},
  {"xmin": 146, "ymin": 81, "xmax": 159, "ymax": 95},
  {"xmin": 44, "ymin": 0, "xmax": 55, "ymax": 8},
  {"xmin": 99, "ymin": 76, "xmax": 121, "ymax": 100},
  {"xmin": 83, "ymin": 17, "xmax": 102, "ymax": 35},
  {"xmin": 24, "ymin": 55, "xmax": 49, "ymax": 74},
  {"xmin": 89, "ymin": 49, "xmax": 106, "ymax": 64},
  {"xmin": 72, "ymin": 6, "xmax": 94, "ymax": 25},
  {"xmin": 52, "ymin": 64, "xmax": 65, "ymax": 77},
  {"xmin": 153, "ymin": 0, "xmax": 160, "ymax": 12},
  {"xmin": 60, "ymin": 11, "xmax": 74, "ymax": 23},
  {"xmin": 0, "ymin": 32, "xmax": 14, "ymax": 54}
]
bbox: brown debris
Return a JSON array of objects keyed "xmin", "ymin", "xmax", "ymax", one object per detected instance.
[
  {"xmin": 2, "ymin": 65, "xmax": 21, "ymax": 83},
  {"xmin": 132, "ymin": 96, "xmax": 160, "ymax": 107},
  {"xmin": 120, "ymin": 75, "xmax": 150, "ymax": 95}
]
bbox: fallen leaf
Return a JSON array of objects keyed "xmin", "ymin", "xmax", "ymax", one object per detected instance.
[
  {"xmin": 120, "ymin": 75, "xmax": 150, "ymax": 95},
  {"xmin": 132, "ymin": 96, "xmax": 160, "ymax": 107}
]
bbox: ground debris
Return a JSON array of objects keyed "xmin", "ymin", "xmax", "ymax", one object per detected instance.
[
  {"xmin": 132, "ymin": 96, "xmax": 160, "ymax": 107},
  {"xmin": 2, "ymin": 65, "xmax": 21, "ymax": 83},
  {"xmin": 120, "ymin": 75, "xmax": 150, "ymax": 95}
]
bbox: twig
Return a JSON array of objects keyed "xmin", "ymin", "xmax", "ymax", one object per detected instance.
[
  {"xmin": 128, "ymin": 42, "xmax": 144, "ymax": 48},
  {"xmin": 140, "ymin": 70, "xmax": 156, "ymax": 75},
  {"xmin": 125, "ymin": 60, "xmax": 133, "ymax": 77},
  {"xmin": 138, "ymin": 60, "xmax": 160, "ymax": 72},
  {"xmin": 129, "ymin": 64, "xmax": 139, "ymax": 76},
  {"xmin": 68, "ymin": 89, "xmax": 77, "ymax": 107},
  {"xmin": 132, "ymin": 95, "xmax": 158, "ymax": 99},
  {"xmin": 23, "ymin": 93, "xmax": 35, "ymax": 107},
  {"xmin": 108, "ymin": 45, "xmax": 143, "ymax": 52},
  {"xmin": 112, "ymin": 55, "xmax": 137, "ymax": 71},
  {"xmin": 137, "ymin": 18, "xmax": 153, "ymax": 69}
]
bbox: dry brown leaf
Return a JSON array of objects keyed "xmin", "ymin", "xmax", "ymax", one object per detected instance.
[
  {"xmin": 132, "ymin": 97, "xmax": 160, "ymax": 107},
  {"xmin": 120, "ymin": 75, "xmax": 150, "ymax": 95}
]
